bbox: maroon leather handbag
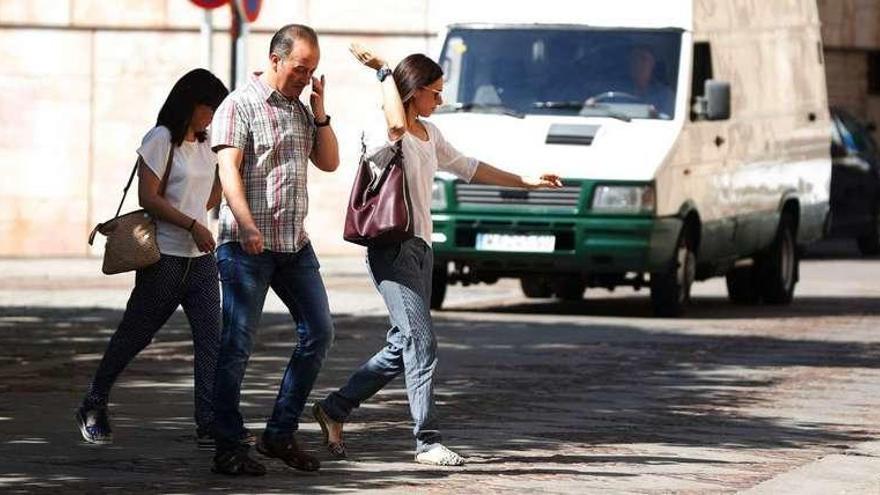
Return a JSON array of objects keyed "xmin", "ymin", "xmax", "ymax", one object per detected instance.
[{"xmin": 343, "ymin": 140, "xmax": 414, "ymax": 247}]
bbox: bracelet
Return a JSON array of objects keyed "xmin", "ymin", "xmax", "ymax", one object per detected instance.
[
  {"xmin": 376, "ymin": 66, "xmax": 392, "ymax": 82},
  {"xmin": 315, "ymin": 115, "xmax": 331, "ymax": 127},
  {"xmin": 187, "ymin": 218, "xmax": 197, "ymax": 232}
]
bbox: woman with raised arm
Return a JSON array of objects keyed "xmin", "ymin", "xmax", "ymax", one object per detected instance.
[{"xmin": 312, "ymin": 45, "xmax": 561, "ymax": 466}]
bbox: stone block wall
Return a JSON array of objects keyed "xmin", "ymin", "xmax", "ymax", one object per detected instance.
[
  {"xmin": 0, "ymin": 0, "xmax": 432, "ymax": 256},
  {"xmin": 2, "ymin": 0, "xmax": 879, "ymax": 256}
]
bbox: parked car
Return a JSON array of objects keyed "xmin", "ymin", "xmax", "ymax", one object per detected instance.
[{"xmin": 829, "ymin": 107, "xmax": 880, "ymax": 255}]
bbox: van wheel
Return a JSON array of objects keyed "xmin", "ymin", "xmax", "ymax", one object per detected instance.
[
  {"xmin": 554, "ymin": 277, "xmax": 586, "ymax": 301},
  {"xmin": 521, "ymin": 276, "xmax": 552, "ymax": 298},
  {"xmin": 758, "ymin": 214, "xmax": 798, "ymax": 304},
  {"xmin": 650, "ymin": 229, "xmax": 696, "ymax": 317},
  {"xmin": 725, "ymin": 265, "xmax": 760, "ymax": 304},
  {"xmin": 856, "ymin": 211, "xmax": 880, "ymax": 256},
  {"xmin": 430, "ymin": 263, "xmax": 448, "ymax": 310}
]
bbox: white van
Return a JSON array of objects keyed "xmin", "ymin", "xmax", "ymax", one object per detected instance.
[{"xmin": 426, "ymin": 0, "xmax": 832, "ymax": 316}]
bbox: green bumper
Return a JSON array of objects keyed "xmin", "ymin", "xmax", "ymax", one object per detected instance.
[{"xmin": 431, "ymin": 213, "xmax": 682, "ymax": 275}]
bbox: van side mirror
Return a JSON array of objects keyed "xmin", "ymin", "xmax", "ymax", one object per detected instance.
[
  {"xmin": 704, "ymin": 80, "xmax": 730, "ymax": 120},
  {"xmin": 693, "ymin": 79, "xmax": 731, "ymax": 121}
]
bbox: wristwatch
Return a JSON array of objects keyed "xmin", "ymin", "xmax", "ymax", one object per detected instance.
[
  {"xmin": 315, "ymin": 115, "xmax": 331, "ymax": 127},
  {"xmin": 376, "ymin": 65, "xmax": 392, "ymax": 82}
]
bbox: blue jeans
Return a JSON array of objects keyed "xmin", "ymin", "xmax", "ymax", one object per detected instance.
[
  {"xmin": 320, "ymin": 237, "xmax": 441, "ymax": 453},
  {"xmin": 213, "ymin": 242, "xmax": 334, "ymax": 451}
]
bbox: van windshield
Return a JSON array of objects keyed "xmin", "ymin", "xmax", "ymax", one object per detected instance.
[{"xmin": 438, "ymin": 26, "xmax": 683, "ymax": 120}]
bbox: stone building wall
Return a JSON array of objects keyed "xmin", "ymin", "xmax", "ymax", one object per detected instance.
[
  {"xmin": 1, "ymin": 0, "xmax": 879, "ymax": 257},
  {"xmin": 0, "ymin": 0, "xmax": 433, "ymax": 257},
  {"xmin": 818, "ymin": 0, "xmax": 880, "ymax": 125}
]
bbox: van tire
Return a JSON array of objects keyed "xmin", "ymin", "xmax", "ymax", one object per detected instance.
[
  {"xmin": 650, "ymin": 228, "xmax": 696, "ymax": 317},
  {"xmin": 430, "ymin": 264, "xmax": 448, "ymax": 310},
  {"xmin": 725, "ymin": 265, "xmax": 760, "ymax": 304},
  {"xmin": 554, "ymin": 277, "xmax": 586, "ymax": 301},
  {"xmin": 856, "ymin": 211, "xmax": 880, "ymax": 256},
  {"xmin": 757, "ymin": 214, "xmax": 798, "ymax": 304},
  {"xmin": 521, "ymin": 277, "xmax": 552, "ymax": 298}
]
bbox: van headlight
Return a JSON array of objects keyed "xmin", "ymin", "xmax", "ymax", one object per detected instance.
[
  {"xmin": 591, "ymin": 184, "xmax": 655, "ymax": 213},
  {"xmin": 431, "ymin": 180, "xmax": 447, "ymax": 210}
]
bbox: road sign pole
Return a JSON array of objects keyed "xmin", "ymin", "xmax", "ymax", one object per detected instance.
[
  {"xmin": 200, "ymin": 9, "xmax": 213, "ymax": 71},
  {"xmin": 229, "ymin": 3, "xmax": 241, "ymax": 90},
  {"xmin": 235, "ymin": 15, "xmax": 249, "ymax": 89}
]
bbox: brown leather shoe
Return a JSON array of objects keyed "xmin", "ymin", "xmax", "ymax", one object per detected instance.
[
  {"xmin": 256, "ymin": 434, "xmax": 320, "ymax": 472},
  {"xmin": 211, "ymin": 447, "xmax": 267, "ymax": 476}
]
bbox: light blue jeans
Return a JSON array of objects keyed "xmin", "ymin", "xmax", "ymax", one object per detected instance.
[{"xmin": 320, "ymin": 237, "xmax": 441, "ymax": 452}]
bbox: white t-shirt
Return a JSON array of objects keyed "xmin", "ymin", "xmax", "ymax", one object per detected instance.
[
  {"xmin": 137, "ymin": 126, "xmax": 217, "ymax": 258},
  {"xmin": 364, "ymin": 115, "xmax": 479, "ymax": 243}
]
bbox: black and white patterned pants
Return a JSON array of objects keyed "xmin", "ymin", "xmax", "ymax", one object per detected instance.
[{"xmin": 83, "ymin": 254, "xmax": 221, "ymax": 431}]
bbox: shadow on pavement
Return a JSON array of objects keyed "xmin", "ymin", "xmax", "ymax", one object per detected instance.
[
  {"xmin": 0, "ymin": 305, "xmax": 876, "ymax": 492},
  {"xmin": 459, "ymin": 295, "xmax": 880, "ymax": 320}
]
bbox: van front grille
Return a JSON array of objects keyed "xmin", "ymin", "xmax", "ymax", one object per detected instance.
[{"xmin": 454, "ymin": 184, "xmax": 581, "ymax": 208}]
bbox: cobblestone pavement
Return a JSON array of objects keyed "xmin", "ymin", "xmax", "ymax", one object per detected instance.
[{"xmin": 1, "ymin": 241, "xmax": 880, "ymax": 493}]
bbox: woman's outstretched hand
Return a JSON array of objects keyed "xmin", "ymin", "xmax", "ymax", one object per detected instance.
[
  {"xmin": 523, "ymin": 174, "xmax": 563, "ymax": 189},
  {"xmin": 349, "ymin": 43, "xmax": 386, "ymax": 70}
]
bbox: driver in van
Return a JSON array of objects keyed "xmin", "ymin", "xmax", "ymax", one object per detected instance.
[{"xmin": 625, "ymin": 44, "xmax": 675, "ymax": 117}]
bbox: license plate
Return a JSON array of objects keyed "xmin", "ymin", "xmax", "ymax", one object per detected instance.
[{"xmin": 475, "ymin": 233, "xmax": 556, "ymax": 253}]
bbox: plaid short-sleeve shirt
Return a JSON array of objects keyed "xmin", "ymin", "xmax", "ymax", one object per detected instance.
[{"xmin": 211, "ymin": 73, "xmax": 317, "ymax": 252}]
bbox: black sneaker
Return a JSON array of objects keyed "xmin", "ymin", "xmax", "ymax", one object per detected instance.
[
  {"xmin": 196, "ymin": 427, "xmax": 257, "ymax": 450},
  {"xmin": 75, "ymin": 406, "xmax": 112, "ymax": 445}
]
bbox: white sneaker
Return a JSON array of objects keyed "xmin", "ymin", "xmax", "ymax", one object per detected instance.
[{"xmin": 415, "ymin": 444, "xmax": 465, "ymax": 466}]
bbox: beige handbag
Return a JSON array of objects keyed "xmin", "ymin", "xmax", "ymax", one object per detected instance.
[{"xmin": 88, "ymin": 146, "xmax": 174, "ymax": 275}]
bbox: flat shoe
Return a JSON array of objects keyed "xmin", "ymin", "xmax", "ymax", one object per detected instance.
[{"xmin": 312, "ymin": 402, "xmax": 347, "ymax": 459}]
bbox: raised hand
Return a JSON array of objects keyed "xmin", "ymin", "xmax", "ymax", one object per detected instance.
[
  {"xmin": 523, "ymin": 174, "xmax": 562, "ymax": 189},
  {"xmin": 349, "ymin": 42, "xmax": 386, "ymax": 70},
  {"xmin": 523, "ymin": 174, "xmax": 563, "ymax": 189},
  {"xmin": 310, "ymin": 74, "xmax": 326, "ymax": 120}
]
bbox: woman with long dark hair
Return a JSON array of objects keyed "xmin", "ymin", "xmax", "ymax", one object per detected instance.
[
  {"xmin": 312, "ymin": 46, "xmax": 561, "ymax": 466},
  {"xmin": 76, "ymin": 69, "xmax": 231, "ymax": 448}
]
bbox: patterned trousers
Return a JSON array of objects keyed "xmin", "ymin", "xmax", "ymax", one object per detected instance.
[
  {"xmin": 320, "ymin": 237, "xmax": 441, "ymax": 452},
  {"xmin": 83, "ymin": 254, "xmax": 221, "ymax": 431}
]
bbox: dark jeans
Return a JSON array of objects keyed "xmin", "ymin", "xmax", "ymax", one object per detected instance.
[{"xmin": 212, "ymin": 242, "xmax": 334, "ymax": 451}]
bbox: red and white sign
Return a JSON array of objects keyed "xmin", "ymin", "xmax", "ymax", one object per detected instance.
[
  {"xmin": 234, "ymin": 0, "xmax": 262, "ymax": 23},
  {"xmin": 189, "ymin": 0, "xmax": 229, "ymax": 8}
]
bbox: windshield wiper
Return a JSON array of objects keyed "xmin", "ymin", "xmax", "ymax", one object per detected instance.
[
  {"xmin": 436, "ymin": 102, "xmax": 525, "ymax": 119},
  {"xmin": 532, "ymin": 100, "xmax": 631, "ymax": 122},
  {"xmin": 533, "ymin": 100, "xmax": 584, "ymax": 110}
]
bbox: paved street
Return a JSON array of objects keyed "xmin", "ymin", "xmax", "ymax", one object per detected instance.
[{"xmin": 1, "ymin": 240, "xmax": 880, "ymax": 493}]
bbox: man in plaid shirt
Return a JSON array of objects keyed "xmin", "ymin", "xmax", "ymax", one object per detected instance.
[{"xmin": 209, "ymin": 24, "xmax": 339, "ymax": 476}]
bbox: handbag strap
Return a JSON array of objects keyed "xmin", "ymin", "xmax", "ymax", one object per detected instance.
[
  {"xmin": 113, "ymin": 143, "xmax": 175, "ymax": 218},
  {"xmin": 90, "ymin": 143, "xmax": 175, "ymax": 245}
]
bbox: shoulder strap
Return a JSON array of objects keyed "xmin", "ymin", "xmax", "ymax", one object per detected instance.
[
  {"xmin": 112, "ymin": 142, "xmax": 175, "ymax": 219},
  {"xmin": 393, "ymin": 139, "xmax": 403, "ymax": 165}
]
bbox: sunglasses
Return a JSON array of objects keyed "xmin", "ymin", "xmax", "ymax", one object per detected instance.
[{"xmin": 421, "ymin": 86, "xmax": 443, "ymax": 101}]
